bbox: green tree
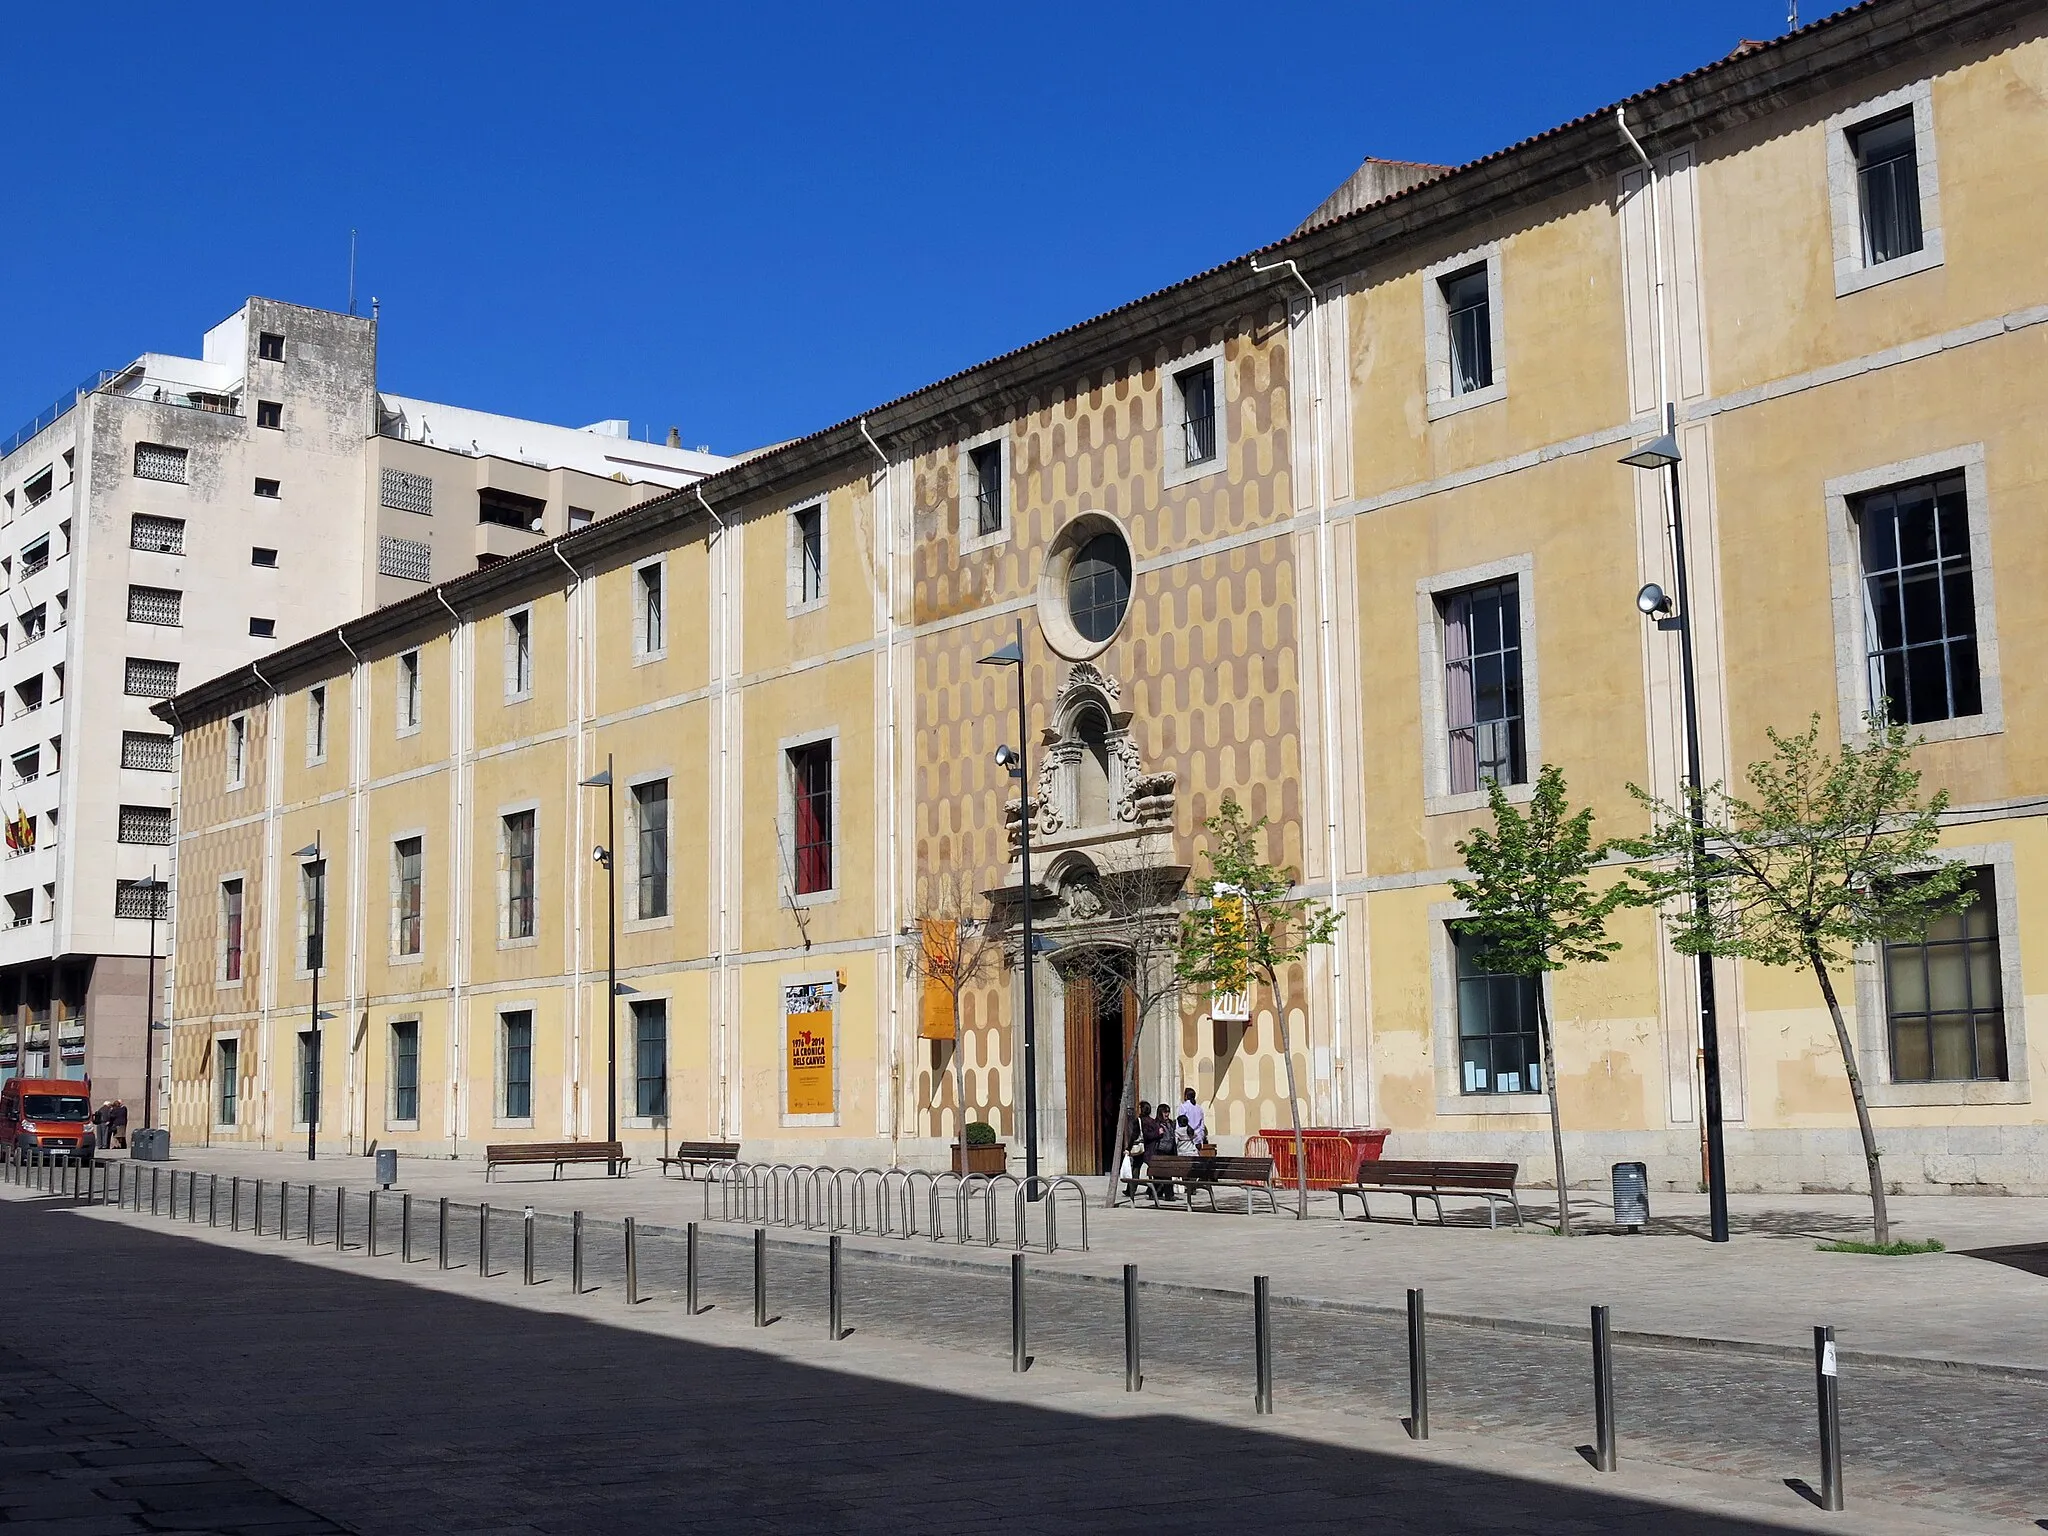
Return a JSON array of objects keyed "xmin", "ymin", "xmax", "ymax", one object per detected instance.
[
  {"xmin": 1624, "ymin": 714, "xmax": 1971, "ymax": 1246},
  {"xmin": 1450, "ymin": 765, "xmax": 1628, "ymax": 1235},
  {"xmin": 1175, "ymin": 793, "xmax": 1340, "ymax": 1219}
]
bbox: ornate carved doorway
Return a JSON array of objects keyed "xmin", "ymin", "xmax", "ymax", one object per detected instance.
[{"xmin": 1061, "ymin": 951, "xmax": 1135, "ymax": 1176}]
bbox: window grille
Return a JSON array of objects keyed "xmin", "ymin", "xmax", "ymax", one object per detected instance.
[
  {"xmin": 380, "ymin": 468, "xmax": 433, "ymax": 515},
  {"xmin": 1855, "ymin": 112, "xmax": 1924, "ymax": 266},
  {"xmin": 1067, "ymin": 534, "xmax": 1131, "ymax": 644},
  {"xmin": 378, "ymin": 536, "xmax": 432, "ymax": 583},
  {"xmin": 114, "ymin": 880, "xmax": 168, "ymax": 921},
  {"xmin": 1858, "ymin": 472, "xmax": 1979, "ymax": 725},
  {"xmin": 125, "ymin": 658, "xmax": 179, "ymax": 698},
  {"xmin": 121, "ymin": 731, "xmax": 174, "ymax": 772},
  {"xmin": 1454, "ymin": 926, "xmax": 1542, "ymax": 1094},
  {"xmin": 117, "ymin": 805, "xmax": 173, "ymax": 845},
  {"xmin": 1443, "ymin": 580, "xmax": 1525, "ymax": 793},
  {"xmin": 1442, "ymin": 267, "xmax": 1494, "ymax": 395},
  {"xmin": 127, "ymin": 585, "xmax": 182, "ymax": 626},
  {"xmin": 1885, "ymin": 868, "xmax": 2005, "ymax": 1082},
  {"xmin": 970, "ymin": 443, "xmax": 1004, "ymax": 536},
  {"xmin": 130, "ymin": 515, "xmax": 185, "ymax": 555},
  {"xmin": 134, "ymin": 443, "xmax": 188, "ymax": 484},
  {"xmin": 1176, "ymin": 365, "xmax": 1217, "ymax": 464}
]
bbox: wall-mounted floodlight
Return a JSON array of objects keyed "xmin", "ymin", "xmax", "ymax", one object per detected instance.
[{"xmin": 1637, "ymin": 583, "xmax": 1672, "ymax": 617}]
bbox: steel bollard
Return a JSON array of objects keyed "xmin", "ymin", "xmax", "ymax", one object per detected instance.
[
  {"xmin": 335, "ymin": 1186, "xmax": 346, "ymax": 1249},
  {"xmin": 151, "ymin": 1165, "xmax": 161, "ymax": 1214},
  {"xmin": 255, "ymin": 1178, "xmax": 266, "ymax": 1234},
  {"xmin": 479, "ymin": 1203, "xmax": 491, "ymax": 1276},
  {"xmin": 686, "ymin": 1221, "xmax": 700, "ymax": 1315},
  {"xmin": 624, "ymin": 1216, "xmax": 639, "ymax": 1305},
  {"xmin": 828, "ymin": 1234, "xmax": 844, "ymax": 1341},
  {"xmin": 368, "ymin": 1191, "xmax": 380, "ymax": 1257},
  {"xmin": 208, "ymin": 1174, "xmax": 219, "ymax": 1228},
  {"xmin": 1253, "ymin": 1275, "xmax": 1274, "ymax": 1414},
  {"xmin": 1124, "ymin": 1264, "xmax": 1143, "ymax": 1391},
  {"xmin": 1010, "ymin": 1252, "xmax": 1031, "ymax": 1372},
  {"xmin": 402, "ymin": 1194, "xmax": 414, "ymax": 1263},
  {"xmin": 438, "ymin": 1197, "xmax": 449, "ymax": 1268},
  {"xmin": 1407, "ymin": 1287, "xmax": 1430, "ymax": 1440},
  {"xmin": 753, "ymin": 1227, "xmax": 768, "ymax": 1327},
  {"xmin": 1815, "ymin": 1325, "xmax": 1843, "ymax": 1511},
  {"xmin": 231, "ymin": 1176, "xmax": 241, "ymax": 1231},
  {"xmin": 523, "ymin": 1207, "xmax": 536, "ymax": 1285},
  {"xmin": 306, "ymin": 1184, "xmax": 317, "ymax": 1246},
  {"xmin": 1591, "ymin": 1304, "xmax": 1617, "ymax": 1470},
  {"xmin": 572, "ymin": 1211, "xmax": 584, "ymax": 1295}
]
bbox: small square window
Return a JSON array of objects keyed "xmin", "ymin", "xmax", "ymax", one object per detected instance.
[
  {"xmin": 1162, "ymin": 348, "xmax": 1228, "ymax": 488},
  {"xmin": 258, "ymin": 332, "xmax": 286, "ymax": 362},
  {"xmin": 254, "ymin": 478, "xmax": 281, "ymax": 499},
  {"xmin": 249, "ymin": 618, "xmax": 276, "ymax": 638},
  {"xmin": 1440, "ymin": 266, "xmax": 1493, "ymax": 395},
  {"xmin": 1853, "ymin": 112, "xmax": 1923, "ymax": 267},
  {"xmin": 251, "ymin": 547, "xmax": 278, "ymax": 568},
  {"xmin": 1827, "ymin": 81, "xmax": 1943, "ymax": 297},
  {"xmin": 256, "ymin": 401, "xmax": 282, "ymax": 431}
]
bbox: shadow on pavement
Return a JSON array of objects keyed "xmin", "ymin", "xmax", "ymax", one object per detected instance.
[{"xmin": 3, "ymin": 1199, "xmax": 1820, "ymax": 1535}]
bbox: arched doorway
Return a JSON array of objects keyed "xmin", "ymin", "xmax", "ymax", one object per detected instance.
[{"xmin": 1058, "ymin": 944, "xmax": 1135, "ymax": 1176}]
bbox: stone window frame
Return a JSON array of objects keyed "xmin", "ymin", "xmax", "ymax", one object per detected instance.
[
  {"xmin": 623, "ymin": 769, "xmax": 674, "ymax": 932},
  {"xmin": 1421, "ymin": 244, "xmax": 1507, "ymax": 420},
  {"xmin": 786, "ymin": 498, "xmax": 828, "ymax": 616},
  {"xmin": 496, "ymin": 800, "xmax": 541, "ymax": 949},
  {"xmin": 1826, "ymin": 78, "xmax": 1944, "ymax": 298},
  {"xmin": 290, "ymin": 1028, "xmax": 318, "ymax": 1132},
  {"xmin": 493, "ymin": 1003, "xmax": 538, "ymax": 1129},
  {"xmin": 1161, "ymin": 341, "xmax": 1229, "ymax": 490},
  {"xmin": 395, "ymin": 649, "xmax": 423, "ymax": 738},
  {"xmin": 632, "ymin": 557, "xmax": 667, "ymax": 663},
  {"xmin": 1415, "ymin": 553, "xmax": 1541, "ymax": 819},
  {"xmin": 305, "ymin": 684, "xmax": 328, "ymax": 767},
  {"xmin": 1824, "ymin": 444, "xmax": 2001, "ymax": 746},
  {"xmin": 778, "ymin": 727, "xmax": 840, "ymax": 909},
  {"xmin": 1428, "ymin": 899, "xmax": 1550, "ymax": 1117},
  {"xmin": 211, "ymin": 1031, "xmax": 243, "ymax": 1131},
  {"xmin": 1852, "ymin": 840, "xmax": 2030, "ymax": 1107},
  {"xmin": 386, "ymin": 1015, "xmax": 423, "ymax": 1131},
  {"xmin": 225, "ymin": 713, "xmax": 249, "ymax": 790},
  {"xmin": 623, "ymin": 989, "xmax": 673, "ymax": 1130},
  {"xmin": 216, "ymin": 873, "xmax": 248, "ymax": 990},
  {"xmin": 955, "ymin": 424, "xmax": 1013, "ymax": 553},
  {"xmin": 502, "ymin": 605, "xmax": 534, "ymax": 704},
  {"xmin": 389, "ymin": 828, "xmax": 427, "ymax": 965}
]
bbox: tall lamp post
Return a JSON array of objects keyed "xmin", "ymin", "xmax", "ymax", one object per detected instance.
[
  {"xmin": 291, "ymin": 837, "xmax": 326, "ymax": 1161},
  {"xmin": 1622, "ymin": 409, "xmax": 1730, "ymax": 1245},
  {"xmin": 136, "ymin": 869, "xmax": 166, "ymax": 1135},
  {"xmin": 979, "ymin": 623, "xmax": 1040, "ymax": 1189},
  {"xmin": 579, "ymin": 756, "xmax": 619, "ymax": 1171}
]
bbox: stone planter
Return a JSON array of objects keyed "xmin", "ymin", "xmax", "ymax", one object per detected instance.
[{"xmin": 952, "ymin": 1142, "xmax": 1008, "ymax": 1176}]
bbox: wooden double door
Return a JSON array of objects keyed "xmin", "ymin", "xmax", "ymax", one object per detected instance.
[{"xmin": 1063, "ymin": 960, "xmax": 1137, "ymax": 1176}]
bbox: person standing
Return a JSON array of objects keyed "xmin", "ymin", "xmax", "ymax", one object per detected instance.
[
  {"xmin": 1144, "ymin": 1102, "xmax": 1178, "ymax": 1202},
  {"xmin": 1122, "ymin": 1101, "xmax": 1152, "ymax": 1200},
  {"xmin": 1179, "ymin": 1088, "xmax": 1207, "ymax": 1149}
]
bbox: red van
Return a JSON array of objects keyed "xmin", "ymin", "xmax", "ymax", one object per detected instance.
[{"xmin": 0, "ymin": 1077, "xmax": 95, "ymax": 1159}]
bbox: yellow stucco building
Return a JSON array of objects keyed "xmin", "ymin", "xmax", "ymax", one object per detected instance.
[{"xmin": 160, "ymin": 0, "xmax": 2048, "ymax": 1192}]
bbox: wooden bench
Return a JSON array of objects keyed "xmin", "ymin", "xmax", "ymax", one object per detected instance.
[
  {"xmin": 657, "ymin": 1141, "xmax": 742, "ymax": 1179},
  {"xmin": 484, "ymin": 1141, "xmax": 628, "ymax": 1180},
  {"xmin": 1336, "ymin": 1159, "xmax": 1523, "ymax": 1229},
  {"xmin": 1140, "ymin": 1155, "xmax": 1279, "ymax": 1215}
]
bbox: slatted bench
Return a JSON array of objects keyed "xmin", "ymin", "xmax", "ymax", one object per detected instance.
[
  {"xmin": 657, "ymin": 1141, "xmax": 742, "ymax": 1179},
  {"xmin": 1141, "ymin": 1154, "xmax": 1279, "ymax": 1215},
  {"xmin": 484, "ymin": 1141, "xmax": 628, "ymax": 1180},
  {"xmin": 1336, "ymin": 1159, "xmax": 1523, "ymax": 1229}
]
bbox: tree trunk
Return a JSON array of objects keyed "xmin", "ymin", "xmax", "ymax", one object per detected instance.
[
  {"xmin": 1267, "ymin": 966, "xmax": 1311, "ymax": 1220},
  {"xmin": 1103, "ymin": 1017, "xmax": 1148, "ymax": 1209},
  {"xmin": 1809, "ymin": 944, "xmax": 1890, "ymax": 1246},
  {"xmin": 1535, "ymin": 978, "xmax": 1572, "ymax": 1235},
  {"xmin": 951, "ymin": 991, "xmax": 967, "ymax": 1154}
]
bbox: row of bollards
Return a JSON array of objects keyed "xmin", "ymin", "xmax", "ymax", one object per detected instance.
[{"xmin": 75, "ymin": 1160, "xmax": 1851, "ymax": 1512}]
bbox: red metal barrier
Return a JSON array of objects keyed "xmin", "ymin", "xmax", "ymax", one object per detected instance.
[{"xmin": 1248, "ymin": 1128, "xmax": 1390, "ymax": 1189}]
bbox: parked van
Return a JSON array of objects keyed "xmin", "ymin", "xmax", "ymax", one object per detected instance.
[{"xmin": 0, "ymin": 1077, "xmax": 94, "ymax": 1158}]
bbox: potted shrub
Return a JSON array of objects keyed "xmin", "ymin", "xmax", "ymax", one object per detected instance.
[{"xmin": 952, "ymin": 1120, "xmax": 1007, "ymax": 1175}]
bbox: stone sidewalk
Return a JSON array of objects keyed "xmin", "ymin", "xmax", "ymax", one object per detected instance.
[
  {"xmin": 148, "ymin": 1144, "xmax": 2048, "ymax": 1374},
  {"xmin": 6, "ymin": 1189, "xmax": 2041, "ymax": 1534}
]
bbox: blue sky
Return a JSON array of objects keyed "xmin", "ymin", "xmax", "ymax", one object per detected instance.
[{"xmin": 3, "ymin": 1, "xmax": 1797, "ymax": 456}]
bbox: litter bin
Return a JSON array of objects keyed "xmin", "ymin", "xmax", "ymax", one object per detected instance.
[
  {"xmin": 129, "ymin": 1128, "xmax": 170, "ymax": 1162},
  {"xmin": 1611, "ymin": 1161, "xmax": 1649, "ymax": 1232},
  {"xmin": 375, "ymin": 1148, "xmax": 398, "ymax": 1188}
]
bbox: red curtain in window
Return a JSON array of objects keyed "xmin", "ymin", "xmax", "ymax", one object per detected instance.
[{"xmin": 792, "ymin": 747, "xmax": 832, "ymax": 895}]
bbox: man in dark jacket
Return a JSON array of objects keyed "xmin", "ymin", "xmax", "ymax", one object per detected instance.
[
  {"xmin": 1122, "ymin": 1101, "xmax": 1152, "ymax": 1200},
  {"xmin": 1144, "ymin": 1102, "xmax": 1178, "ymax": 1202}
]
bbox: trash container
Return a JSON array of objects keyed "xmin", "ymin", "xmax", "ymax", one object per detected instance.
[
  {"xmin": 129, "ymin": 1128, "xmax": 170, "ymax": 1162},
  {"xmin": 375, "ymin": 1148, "xmax": 398, "ymax": 1188},
  {"xmin": 1611, "ymin": 1161, "xmax": 1649, "ymax": 1232}
]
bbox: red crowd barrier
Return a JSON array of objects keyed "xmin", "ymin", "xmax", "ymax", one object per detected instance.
[{"xmin": 1247, "ymin": 1128, "xmax": 1389, "ymax": 1189}]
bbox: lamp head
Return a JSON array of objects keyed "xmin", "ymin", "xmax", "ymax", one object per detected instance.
[
  {"xmin": 1619, "ymin": 433, "xmax": 1682, "ymax": 471},
  {"xmin": 1637, "ymin": 583, "xmax": 1672, "ymax": 617},
  {"xmin": 580, "ymin": 768, "xmax": 611, "ymax": 788},
  {"xmin": 592, "ymin": 844, "xmax": 610, "ymax": 866},
  {"xmin": 993, "ymin": 744, "xmax": 1019, "ymax": 772},
  {"xmin": 292, "ymin": 841, "xmax": 320, "ymax": 860},
  {"xmin": 978, "ymin": 640, "xmax": 1024, "ymax": 668}
]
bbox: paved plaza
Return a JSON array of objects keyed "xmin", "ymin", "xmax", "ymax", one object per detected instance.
[{"xmin": 2, "ymin": 1156, "xmax": 2045, "ymax": 1532}]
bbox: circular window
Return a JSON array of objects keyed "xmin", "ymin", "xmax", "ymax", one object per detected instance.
[{"xmin": 1036, "ymin": 513, "xmax": 1134, "ymax": 660}]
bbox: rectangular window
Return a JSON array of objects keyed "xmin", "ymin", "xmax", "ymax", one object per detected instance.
[
  {"xmin": 216, "ymin": 1038, "xmax": 239, "ymax": 1125},
  {"xmin": 397, "ymin": 651, "xmax": 421, "ymax": 732},
  {"xmin": 1857, "ymin": 472, "xmax": 1979, "ymax": 726},
  {"xmin": 1441, "ymin": 266, "xmax": 1494, "ymax": 395},
  {"xmin": 256, "ymin": 400, "xmax": 282, "ymax": 430},
  {"xmin": 249, "ymin": 618, "xmax": 276, "ymax": 639},
  {"xmin": 121, "ymin": 731, "xmax": 174, "ymax": 772},
  {"xmin": 505, "ymin": 610, "xmax": 532, "ymax": 700},
  {"xmin": 306, "ymin": 685, "xmax": 327, "ymax": 763},
  {"xmin": 970, "ymin": 442, "xmax": 1005, "ymax": 536},
  {"xmin": 788, "ymin": 741, "xmax": 833, "ymax": 896},
  {"xmin": 1855, "ymin": 111, "xmax": 1923, "ymax": 267},
  {"xmin": 127, "ymin": 584, "xmax": 182, "ymax": 626},
  {"xmin": 636, "ymin": 564, "xmax": 664, "ymax": 656},
  {"xmin": 394, "ymin": 837, "xmax": 423, "ymax": 956},
  {"xmin": 113, "ymin": 880, "xmax": 168, "ymax": 921},
  {"xmin": 568, "ymin": 507, "xmax": 595, "ymax": 530},
  {"xmin": 251, "ymin": 547, "xmax": 278, "ymax": 568},
  {"xmin": 301, "ymin": 859, "xmax": 326, "ymax": 972},
  {"xmin": 793, "ymin": 504, "xmax": 825, "ymax": 606},
  {"xmin": 20, "ymin": 539, "xmax": 49, "ymax": 578},
  {"xmin": 117, "ymin": 805, "xmax": 172, "ymax": 845},
  {"xmin": 633, "ymin": 998, "xmax": 669, "ymax": 1119},
  {"xmin": 1442, "ymin": 579, "xmax": 1525, "ymax": 793},
  {"xmin": 379, "ymin": 468, "xmax": 432, "ymax": 515},
  {"xmin": 378, "ymin": 536, "xmax": 432, "ymax": 583},
  {"xmin": 500, "ymin": 1011, "xmax": 533, "ymax": 1120},
  {"xmin": 391, "ymin": 1021, "xmax": 420, "ymax": 1123},
  {"xmin": 633, "ymin": 779, "xmax": 669, "ymax": 920},
  {"xmin": 1454, "ymin": 926, "xmax": 1542, "ymax": 1094},
  {"xmin": 1175, "ymin": 363, "xmax": 1217, "ymax": 466},
  {"xmin": 504, "ymin": 810, "xmax": 536, "ymax": 939},
  {"xmin": 258, "ymin": 331, "xmax": 286, "ymax": 362},
  {"xmin": 133, "ymin": 443, "xmax": 188, "ymax": 484},
  {"xmin": 221, "ymin": 879, "xmax": 244, "ymax": 982},
  {"xmin": 1886, "ymin": 867, "xmax": 2006, "ymax": 1083},
  {"xmin": 130, "ymin": 515, "xmax": 185, "ymax": 555},
  {"xmin": 227, "ymin": 716, "xmax": 248, "ymax": 786},
  {"xmin": 297, "ymin": 1031, "xmax": 318, "ymax": 1127},
  {"xmin": 478, "ymin": 488, "xmax": 545, "ymax": 530},
  {"xmin": 254, "ymin": 478, "xmax": 281, "ymax": 499},
  {"xmin": 124, "ymin": 658, "xmax": 179, "ymax": 699},
  {"xmin": 23, "ymin": 467, "xmax": 52, "ymax": 508}
]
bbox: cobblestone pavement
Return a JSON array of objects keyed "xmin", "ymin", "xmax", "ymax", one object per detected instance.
[
  {"xmin": 2, "ymin": 1188, "xmax": 2025, "ymax": 1536},
  {"xmin": 0, "ymin": 1342, "xmax": 345, "ymax": 1535},
  {"xmin": 16, "ymin": 1175, "xmax": 2048, "ymax": 1531}
]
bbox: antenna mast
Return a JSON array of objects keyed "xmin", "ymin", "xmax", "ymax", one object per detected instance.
[{"xmin": 347, "ymin": 229, "xmax": 358, "ymax": 316}]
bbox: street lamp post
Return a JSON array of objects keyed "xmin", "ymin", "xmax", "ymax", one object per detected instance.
[
  {"xmin": 137, "ymin": 868, "xmax": 165, "ymax": 1134},
  {"xmin": 580, "ymin": 757, "xmax": 619, "ymax": 1171},
  {"xmin": 1622, "ymin": 409, "xmax": 1731, "ymax": 1244},
  {"xmin": 291, "ymin": 837, "xmax": 325, "ymax": 1162},
  {"xmin": 980, "ymin": 622, "xmax": 1040, "ymax": 1189}
]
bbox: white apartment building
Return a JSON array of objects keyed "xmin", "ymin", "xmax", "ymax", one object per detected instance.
[{"xmin": 0, "ymin": 295, "xmax": 726, "ymax": 1111}]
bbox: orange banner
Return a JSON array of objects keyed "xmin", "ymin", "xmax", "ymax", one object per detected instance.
[{"xmin": 919, "ymin": 918, "xmax": 957, "ymax": 1040}]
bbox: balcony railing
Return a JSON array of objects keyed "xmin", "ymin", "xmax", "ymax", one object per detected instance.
[
  {"xmin": 18, "ymin": 554, "xmax": 48, "ymax": 579},
  {"xmin": 2, "ymin": 369, "xmax": 115, "ymax": 460}
]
